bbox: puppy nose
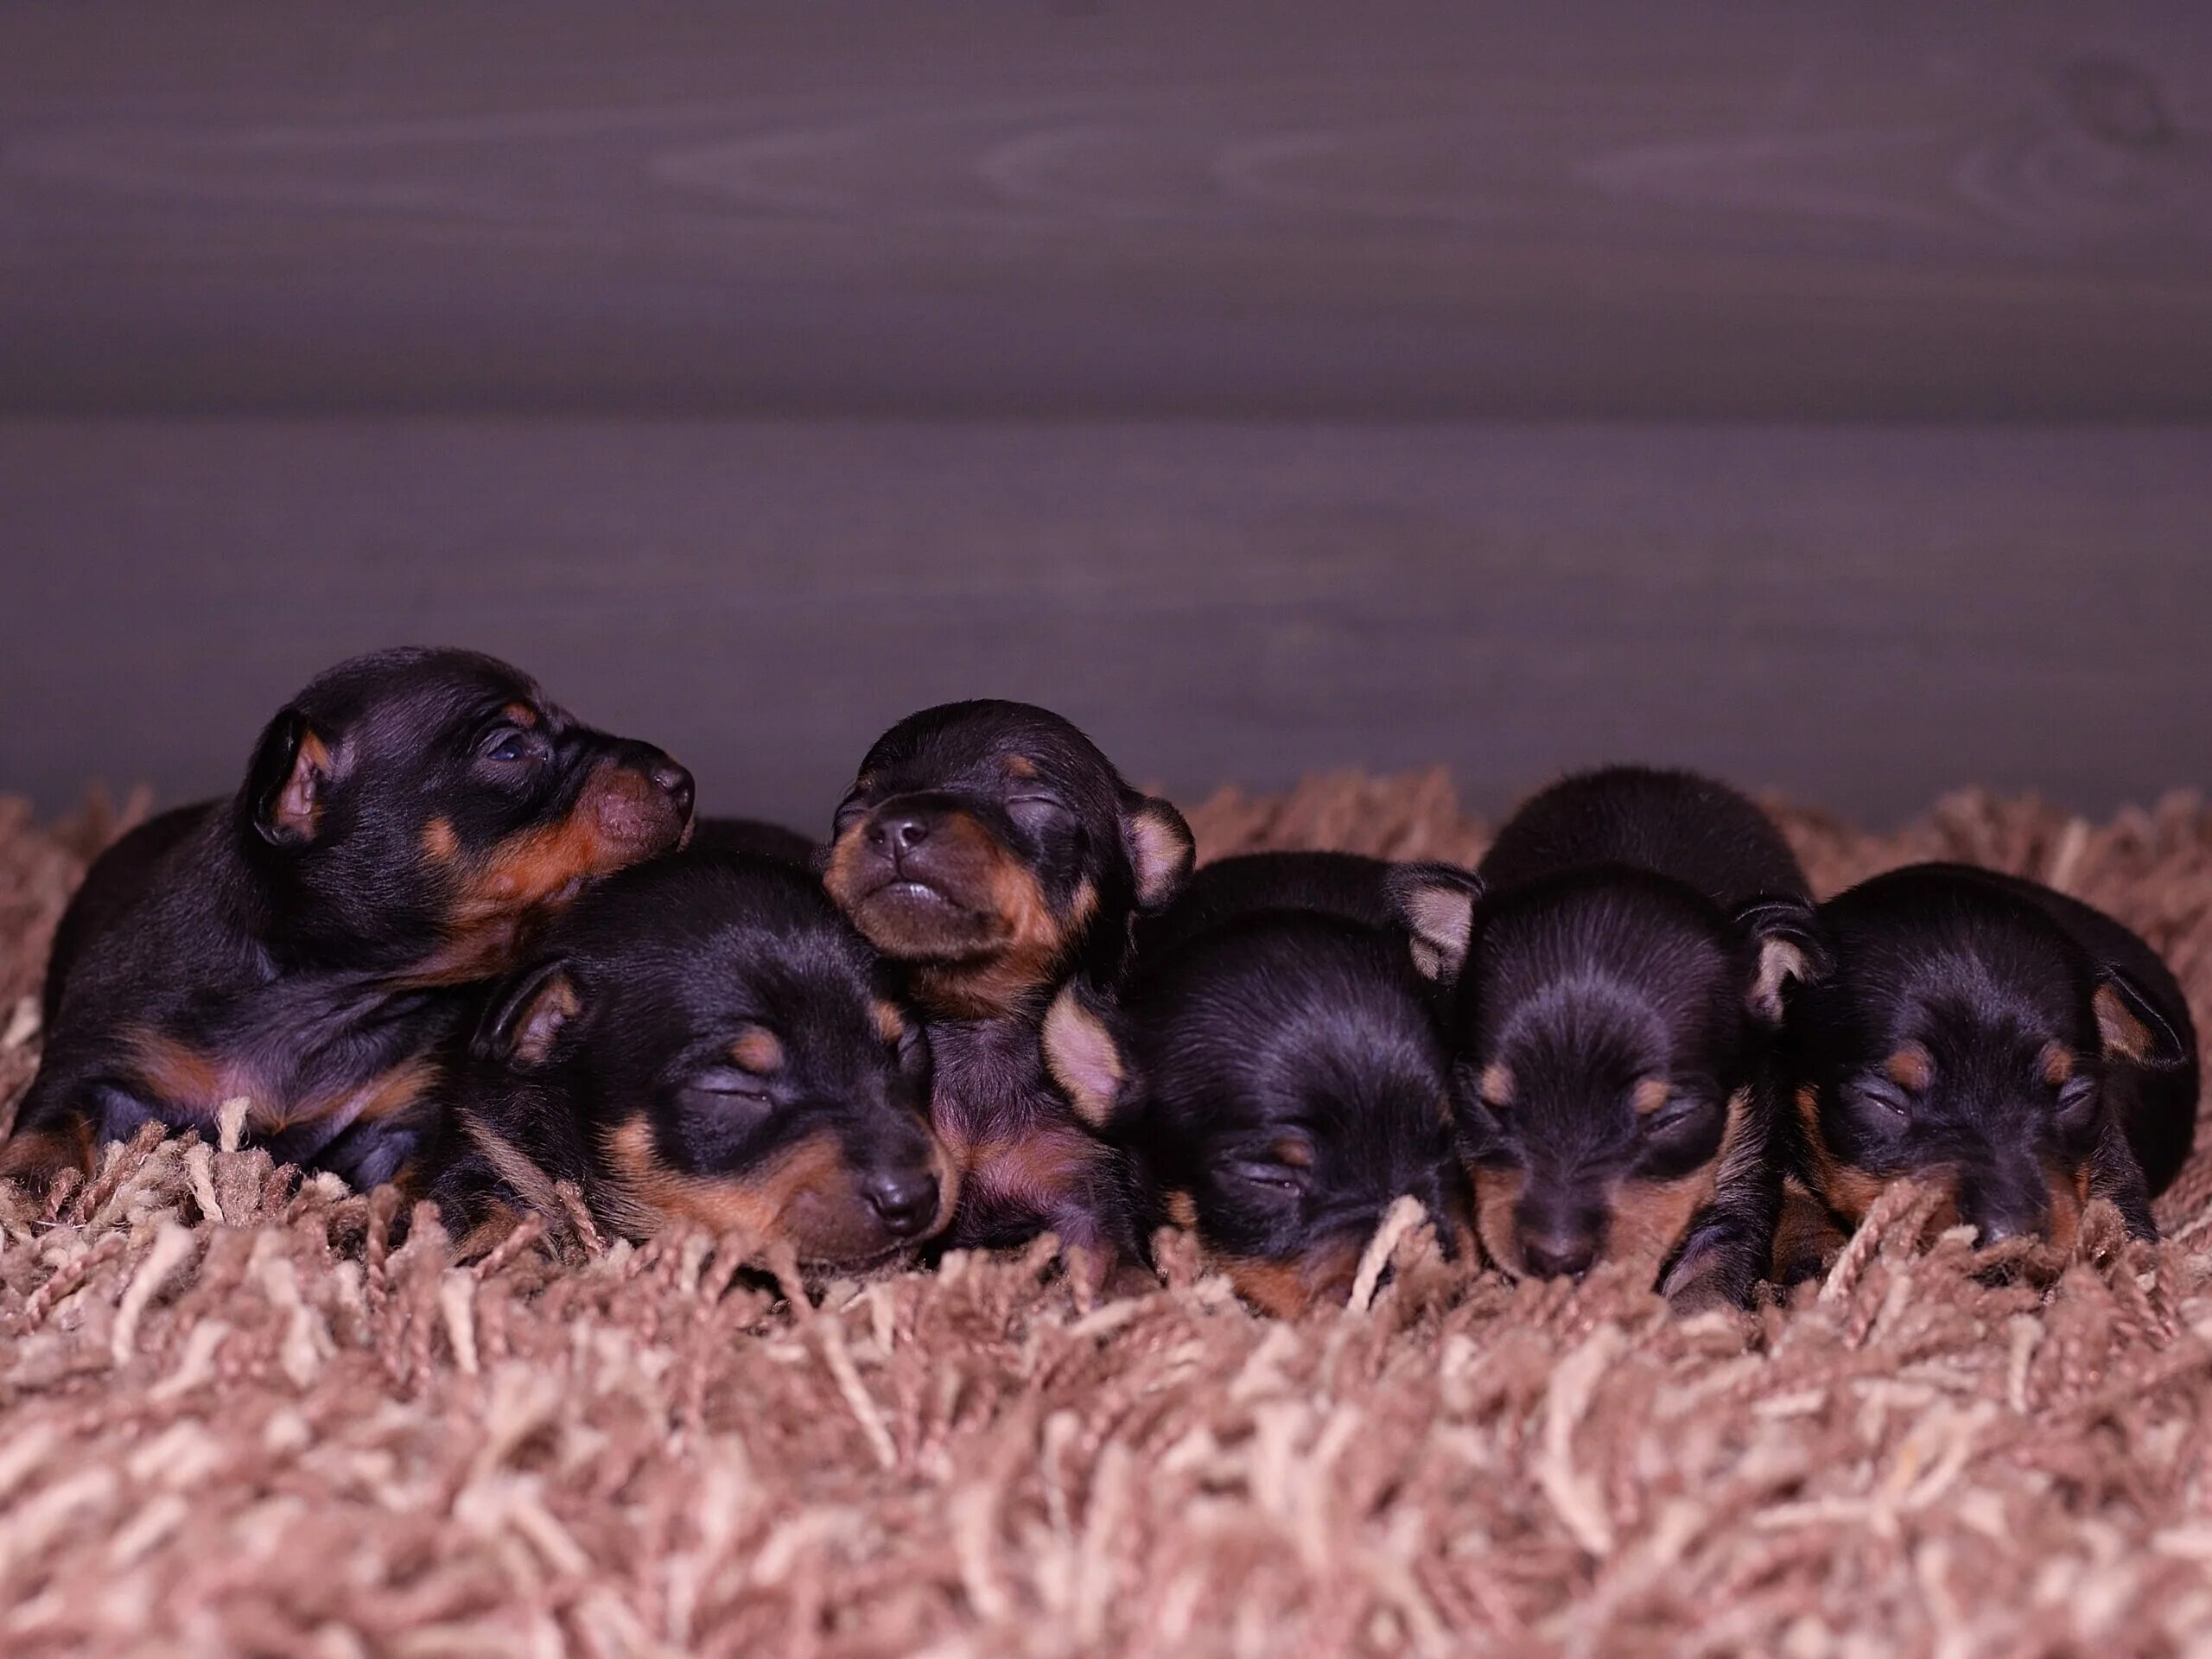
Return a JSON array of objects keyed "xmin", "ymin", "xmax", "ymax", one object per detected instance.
[
  {"xmin": 863, "ymin": 1168, "xmax": 940, "ymax": 1237},
  {"xmin": 650, "ymin": 760, "xmax": 695, "ymax": 818},
  {"xmin": 869, "ymin": 814, "xmax": 931, "ymax": 855},
  {"xmin": 1520, "ymin": 1228, "xmax": 1597, "ymax": 1280}
]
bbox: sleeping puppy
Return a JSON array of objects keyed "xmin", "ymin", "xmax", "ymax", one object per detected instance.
[
  {"xmin": 4, "ymin": 647, "xmax": 693, "ymax": 1192},
  {"xmin": 430, "ymin": 849, "xmax": 957, "ymax": 1266},
  {"xmin": 1786, "ymin": 862, "xmax": 2197, "ymax": 1250},
  {"xmin": 1050, "ymin": 850, "xmax": 1470, "ymax": 1315},
  {"xmin": 821, "ymin": 701, "xmax": 1194, "ymax": 1282},
  {"xmin": 1389, "ymin": 766, "xmax": 1824, "ymax": 1311}
]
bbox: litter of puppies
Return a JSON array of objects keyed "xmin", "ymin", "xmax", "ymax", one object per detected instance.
[{"xmin": 7, "ymin": 648, "xmax": 2197, "ymax": 1316}]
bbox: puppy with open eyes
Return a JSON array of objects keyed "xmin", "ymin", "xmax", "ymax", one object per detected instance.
[
  {"xmin": 820, "ymin": 701, "xmax": 1194, "ymax": 1286},
  {"xmin": 1784, "ymin": 862, "xmax": 2196, "ymax": 1254},
  {"xmin": 429, "ymin": 849, "xmax": 957, "ymax": 1267},
  {"xmin": 3, "ymin": 647, "xmax": 694, "ymax": 1193},
  {"xmin": 1389, "ymin": 766, "xmax": 1825, "ymax": 1312},
  {"xmin": 1048, "ymin": 850, "xmax": 1471, "ymax": 1316}
]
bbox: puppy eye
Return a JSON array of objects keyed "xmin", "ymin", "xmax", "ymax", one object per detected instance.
[
  {"xmin": 833, "ymin": 797, "xmax": 868, "ymax": 837},
  {"xmin": 480, "ymin": 726, "xmax": 538, "ymax": 764},
  {"xmin": 2056, "ymin": 1077, "xmax": 2101, "ymax": 1130},
  {"xmin": 1223, "ymin": 1158, "xmax": 1308, "ymax": 1196},
  {"xmin": 1006, "ymin": 792, "xmax": 1073, "ymax": 821},
  {"xmin": 688, "ymin": 1067, "xmax": 773, "ymax": 1103},
  {"xmin": 1642, "ymin": 1096, "xmax": 1711, "ymax": 1139},
  {"xmin": 1855, "ymin": 1080, "xmax": 1913, "ymax": 1128}
]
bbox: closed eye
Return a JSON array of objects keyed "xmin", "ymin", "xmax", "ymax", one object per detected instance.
[
  {"xmin": 687, "ymin": 1066, "xmax": 773, "ymax": 1103},
  {"xmin": 2056, "ymin": 1077, "xmax": 2101, "ymax": 1131},
  {"xmin": 1005, "ymin": 793, "xmax": 1073, "ymax": 824},
  {"xmin": 1643, "ymin": 1095, "xmax": 1714, "ymax": 1139},
  {"xmin": 1221, "ymin": 1157, "xmax": 1309, "ymax": 1195},
  {"xmin": 833, "ymin": 796, "xmax": 868, "ymax": 837},
  {"xmin": 1853, "ymin": 1078, "xmax": 1914, "ymax": 1128}
]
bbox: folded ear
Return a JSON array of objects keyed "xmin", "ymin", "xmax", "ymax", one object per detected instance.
[
  {"xmin": 2094, "ymin": 969, "xmax": 2192, "ymax": 1071},
  {"xmin": 1041, "ymin": 981, "xmax": 1130, "ymax": 1128},
  {"xmin": 1122, "ymin": 795, "xmax": 1196, "ymax": 912},
  {"xmin": 1386, "ymin": 861, "xmax": 1484, "ymax": 982},
  {"xmin": 245, "ymin": 709, "xmax": 340, "ymax": 848},
  {"xmin": 1737, "ymin": 896, "xmax": 1829, "ymax": 1025},
  {"xmin": 474, "ymin": 960, "xmax": 582, "ymax": 1068}
]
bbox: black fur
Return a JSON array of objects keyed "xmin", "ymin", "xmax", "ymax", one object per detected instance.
[
  {"xmin": 430, "ymin": 849, "xmax": 952, "ymax": 1266},
  {"xmin": 820, "ymin": 701, "xmax": 1193, "ymax": 1274},
  {"xmin": 5, "ymin": 647, "xmax": 693, "ymax": 1192},
  {"xmin": 1087, "ymin": 852, "xmax": 1466, "ymax": 1314},
  {"xmin": 1389, "ymin": 766, "xmax": 1821, "ymax": 1310},
  {"xmin": 1787, "ymin": 861, "xmax": 2197, "ymax": 1245}
]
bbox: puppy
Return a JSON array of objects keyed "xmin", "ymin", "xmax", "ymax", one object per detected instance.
[
  {"xmin": 4, "ymin": 647, "xmax": 693, "ymax": 1192},
  {"xmin": 1786, "ymin": 861, "xmax": 2197, "ymax": 1249},
  {"xmin": 821, "ymin": 701, "xmax": 1193, "ymax": 1278},
  {"xmin": 689, "ymin": 817, "xmax": 817, "ymax": 868},
  {"xmin": 430, "ymin": 849, "xmax": 956, "ymax": 1266},
  {"xmin": 1389, "ymin": 766, "xmax": 1823, "ymax": 1311},
  {"xmin": 1050, "ymin": 851, "xmax": 1470, "ymax": 1315}
]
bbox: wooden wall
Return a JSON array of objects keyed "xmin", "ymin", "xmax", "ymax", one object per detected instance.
[{"xmin": 3, "ymin": 1, "xmax": 2209, "ymax": 827}]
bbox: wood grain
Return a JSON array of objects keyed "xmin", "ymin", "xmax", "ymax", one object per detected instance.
[
  {"xmin": 3, "ymin": 420, "xmax": 2204, "ymax": 825},
  {"xmin": 3, "ymin": 0, "xmax": 2209, "ymax": 416}
]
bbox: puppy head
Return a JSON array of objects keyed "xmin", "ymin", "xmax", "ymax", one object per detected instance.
[
  {"xmin": 1048, "ymin": 915, "xmax": 1470, "ymax": 1316},
  {"xmin": 473, "ymin": 853, "xmax": 954, "ymax": 1267},
  {"xmin": 1794, "ymin": 868, "xmax": 2189, "ymax": 1249},
  {"xmin": 238, "ymin": 648, "xmax": 694, "ymax": 979},
  {"xmin": 1422, "ymin": 868, "xmax": 1816, "ymax": 1286},
  {"xmin": 823, "ymin": 701, "xmax": 1192, "ymax": 1018}
]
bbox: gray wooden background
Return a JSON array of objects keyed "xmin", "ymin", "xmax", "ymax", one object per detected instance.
[{"xmin": 3, "ymin": 1, "xmax": 2209, "ymax": 830}]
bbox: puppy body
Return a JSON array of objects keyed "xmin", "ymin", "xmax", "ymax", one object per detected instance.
[
  {"xmin": 431, "ymin": 850, "xmax": 955, "ymax": 1267},
  {"xmin": 1789, "ymin": 861, "xmax": 2197, "ymax": 1245},
  {"xmin": 1391, "ymin": 766, "xmax": 1820, "ymax": 1310},
  {"xmin": 822, "ymin": 701, "xmax": 1193, "ymax": 1272},
  {"xmin": 1056, "ymin": 851, "xmax": 1465, "ymax": 1315},
  {"xmin": 6, "ymin": 648, "xmax": 693, "ymax": 1192},
  {"xmin": 1135, "ymin": 850, "xmax": 1400, "ymax": 961},
  {"xmin": 689, "ymin": 817, "xmax": 818, "ymax": 868}
]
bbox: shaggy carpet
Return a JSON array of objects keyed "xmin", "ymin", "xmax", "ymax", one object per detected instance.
[{"xmin": 3, "ymin": 775, "xmax": 2212, "ymax": 1658}]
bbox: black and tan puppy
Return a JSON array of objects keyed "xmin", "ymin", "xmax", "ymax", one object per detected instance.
[
  {"xmin": 3, "ymin": 647, "xmax": 693, "ymax": 1192},
  {"xmin": 1050, "ymin": 851, "xmax": 1470, "ymax": 1315},
  {"xmin": 430, "ymin": 849, "xmax": 957, "ymax": 1265},
  {"xmin": 820, "ymin": 701, "xmax": 1193, "ymax": 1281},
  {"xmin": 1389, "ymin": 766, "xmax": 1824, "ymax": 1311},
  {"xmin": 1786, "ymin": 862, "xmax": 2197, "ymax": 1251}
]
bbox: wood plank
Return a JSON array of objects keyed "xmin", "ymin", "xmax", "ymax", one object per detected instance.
[
  {"xmin": 2, "ymin": 419, "xmax": 2206, "ymax": 826},
  {"xmin": 3, "ymin": 1, "xmax": 2210, "ymax": 417}
]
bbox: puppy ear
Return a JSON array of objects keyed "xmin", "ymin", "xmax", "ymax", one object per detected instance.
[
  {"xmin": 1386, "ymin": 861, "xmax": 1484, "ymax": 981},
  {"xmin": 1122, "ymin": 795, "xmax": 1196, "ymax": 912},
  {"xmin": 474, "ymin": 960, "xmax": 582, "ymax": 1068},
  {"xmin": 1737, "ymin": 896, "xmax": 1829, "ymax": 1025},
  {"xmin": 245, "ymin": 709, "xmax": 339, "ymax": 848},
  {"xmin": 2094, "ymin": 969, "xmax": 2192, "ymax": 1071},
  {"xmin": 1041, "ymin": 981, "xmax": 1129, "ymax": 1128}
]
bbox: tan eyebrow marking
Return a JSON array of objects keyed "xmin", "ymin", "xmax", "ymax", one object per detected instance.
[
  {"xmin": 730, "ymin": 1026, "xmax": 785, "ymax": 1074},
  {"xmin": 2041, "ymin": 1042, "xmax": 2076, "ymax": 1086},
  {"xmin": 1478, "ymin": 1063, "xmax": 1515, "ymax": 1107},
  {"xmin": 501, "ymin": 702, "xmax": 540, "ymax": 728},
  {"xmin": 1002, "ymin": 754, "xmax": 1039, "ymax": 779},
  {"xmin": 1631, "ymin": 1077, "xmax": 1670, "ymax": 1116},
  {"xmin": 1885, "ymin": 1044, "xmax": 1933, "ymax": 1092}
]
